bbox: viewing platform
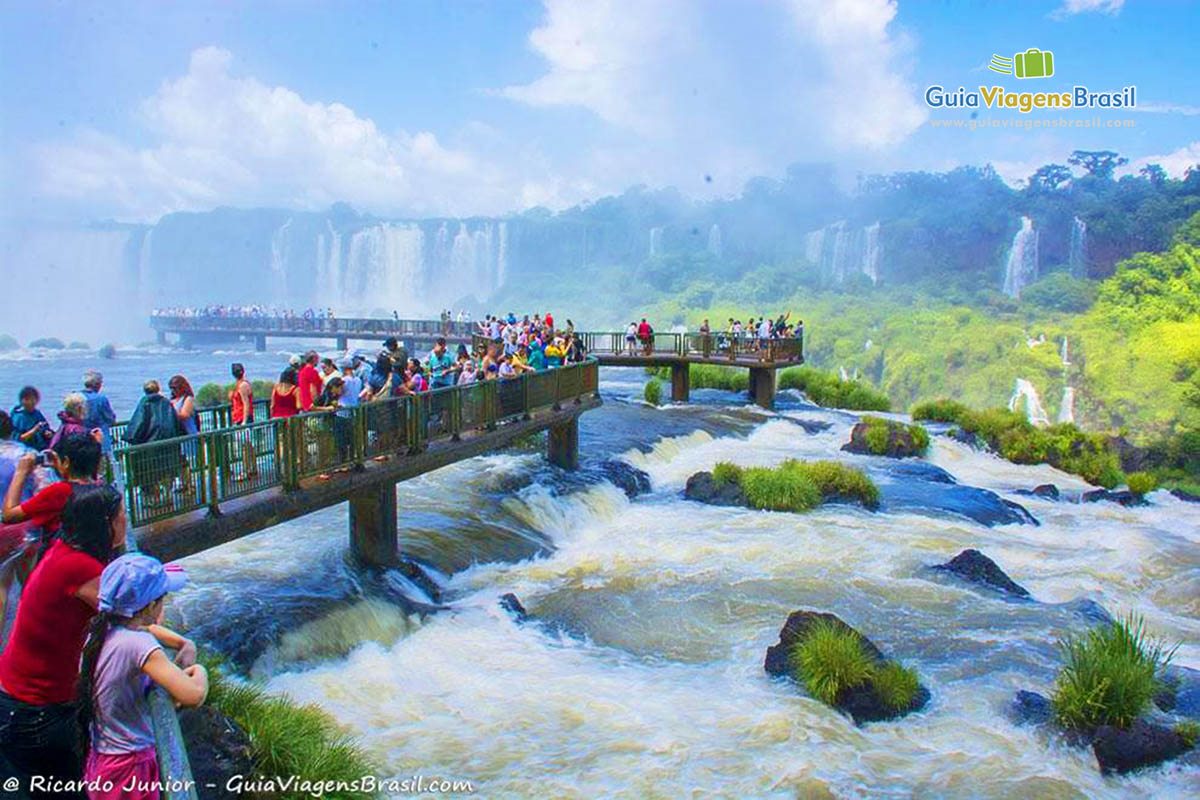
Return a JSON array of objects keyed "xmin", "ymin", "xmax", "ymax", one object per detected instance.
[{"xmin": 150, "ymin": 313, "xmax": 475, "ymax": 352}]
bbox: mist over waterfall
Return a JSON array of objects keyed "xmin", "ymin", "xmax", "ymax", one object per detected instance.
[
  {"xmin": 1008, "ymin": 378, "xmax": 1050, "ymax": 426},
  {"xmin": 1001, "ymin": 216, "xmax": 1039, "ymax": 298},
  {"xmin": 648, "ymin": 227, "xmax": 663, "ymax": 257},
  {"xmin": 804, "ymin": 221, "xmax": 884, "ymax": 285},
  {"xmin": 1068, "ymin": 216, "xmax": 1087, "ymax": 278},
  {"xmin": 706, "ymin": 224, "xmax": 722, "ymax": 258}
]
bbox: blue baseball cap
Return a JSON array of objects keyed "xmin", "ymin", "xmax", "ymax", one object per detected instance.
[{"xmin": 98, "ymin": 553, "xmax": 188, "ymax": 617}]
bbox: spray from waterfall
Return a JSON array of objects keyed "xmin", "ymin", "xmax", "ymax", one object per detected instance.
[
  {"xmin": 1068, "ymin": 217, "xmax": 1088, "ymax": 278},
  {"xmin": 1002, "ymin": 216, "xmax": 1039, "ymax": 298},
  {"xmin": 1008, "ymin": 378, "xmax": 1050, "ymax": 426}
]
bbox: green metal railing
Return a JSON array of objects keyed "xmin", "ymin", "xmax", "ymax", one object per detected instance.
[
  {"xmin": 472, "ymin": 329, "xmax": 804, "ymax": 363},
  {"xmin": 115, "ymin": 359, "xmax": 601, "ymax": 529}
]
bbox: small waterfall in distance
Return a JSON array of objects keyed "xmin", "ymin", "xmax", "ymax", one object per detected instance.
[
  {"xmin": 1008, "ymin": 378, "xmax": 1050, "ymax": 426},
  {"xmin": 1002, "ymin": 216, "xmax": 1039, "ymax": 298},
  {"xmin": 1057, "ymin": 387, "xmax": 1076, "ymax": 424},
  {"xmin": 862, "ymin": 222, "xmax": 881, "ymax": 285},
  {"xmin": 1068, "ymin": 216, "xmax": 1088, "ymax": 278},
  {"xmin": 804, "ymin": 221, "xmax": 883, "ymax": 285},
  {"xmin": 648, "ymin": 227, "xmax": 663, "ymax": 258},
  {"xmin": 707, "ymin": 224, "xmax": 722, "ymax": 258}
]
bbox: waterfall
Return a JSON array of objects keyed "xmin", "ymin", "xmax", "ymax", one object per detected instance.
[
  {"xmin": 1068, "ymin": 217, "xmax": 1087, "ymax": 278},
  {"xmin": 1002, "ymin": 216, "xmax": 1039, "ymax": 298},
  {"xmin": 707, "ymin": 224, "xmax": 722, "ymax": 258},
  {"xmin": 497, "ymin": 222, "xmax": 509, "ymax": 290},
  {"xmin": 344, "ymin": 224, "xmax": 425, "ymax": 316},
  {"xmin": 862, "ymin": 222, "xmax": 881, "ymax": 284},
  {"xmin": 864, "ymin": 339, "xmax": 873, "ymax": 352},
  {"xmin": 803, "ymin": 221, "xmax": 882, "ymax": 285},
  {"xmin": 315, "ymin": 221, "xmax": 343, "ymax": 309},
  {"xmin": 829, "ymin": 222, "xmax": 849, "ymax": 284},
  {"xmin": 649, "ymin": 227, "xmax": 663, "ymax": 257},
  {"xmin": 1060, "ymin": 337, "xmax": 1069, "ymax": 367},
  {"xmin": 269, "ymin": 219, "xmax": 293, "ymax": 302},
  {"xmin": 136, "ymin": 228, "xmax": 154, "ymax": 316},
  {"xmin": 839, "ymin": 366, "xmax": 850, "ymax": 382},
  {"xmin": 1057, "ymin": 387, "xmax": 1076, "ymax": 424},
  {"xmin": 804, "ymin": 230, "xmax": 823, "ymax": 267},
  {"xmin": 1008, "ymin": 378, "xmax": 1050, "ymax": 427}
]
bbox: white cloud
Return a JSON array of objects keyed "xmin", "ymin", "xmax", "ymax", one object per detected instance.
[
  {"xmin": 1124, "ymin": 141, "xmax": 1200, "ymax": 178},
  {"xmin": 1133, "ymin": 101, "xmax": 1200, "ymax": 116},
  {"xmin": 1051, "ymin": 0, "xmax": 1124, "ymax": 18}
]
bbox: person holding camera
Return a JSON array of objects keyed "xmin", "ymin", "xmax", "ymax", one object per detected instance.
[{"xmin": 2, "ymin": 432, "xmax": 103, "ymax": 541}]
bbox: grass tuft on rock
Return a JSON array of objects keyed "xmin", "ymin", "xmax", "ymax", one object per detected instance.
[
  {"xmin": 643, "ymin": 378, "xmax": 663, "ymax": 406},
  {"xmin": 777, "ymin": 366, "xmax": 891, "ymax": 411},
  {"xmin": 859, "ymin": 416, "xmax": 930, "ymax": 457},
  {"xmin": 790, "ymin": 621, "xmax": 875, "ymax": 706},
  {"xmin": 740, "ymin": 465, "xmax": 821, "ymax": 512},
  {"xmin": 731, "ymin": 459, "xmax": 878, "ymax": 512},
  {"xmin": 911, "ymin": 398, "xmax": 970, "ymax": 423},
  {"xmin": 1176, "ymin": 720, "xmax": 1200, "ymax": 748},
  {"xmin": 1125, "ymin": 471, "xmax": 1158, "ymax": 496},
  {"xmin": 797, "ymin": 460, "xmax": 881, "ymax": 509},
  {"xmin": 1051, "ymin": 615, "xmax": 1176, "ymax": 731},
  {"xmin": 204, "ymin": 659, "xmax": 376, "ymax": 799},
  {"xmin": 871, "ymin": 661, "xmax": 921, "ymax": 712},
  {"xmin": 711, "ymin": 461, "xmax": 742, "ymax": 487}
]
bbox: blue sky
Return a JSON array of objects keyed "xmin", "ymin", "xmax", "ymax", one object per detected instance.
[{"xmin": 1, "ymin": 0, "xmax": 1196, "ymax": 222}]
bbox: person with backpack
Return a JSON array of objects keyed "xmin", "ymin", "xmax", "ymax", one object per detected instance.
[{"xmin": 77, "ymin": 554, "xmax": 207, "ymax": 800}]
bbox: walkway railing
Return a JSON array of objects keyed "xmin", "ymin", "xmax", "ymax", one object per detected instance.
[
  {"xmin": 114, "ymin": 359, "xmax": 600, "ymax": 529},
  {"xmin": 479, "ymin": 330, "xmax": 804, "ymax": 363},
  {"xmin": 151, "ymin": 314, "xmax": 475, "ymax": 338}
]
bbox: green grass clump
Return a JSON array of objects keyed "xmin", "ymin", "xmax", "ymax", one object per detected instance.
[
  {"xmin": 799, "ymin": 460, "xmax": 881, "ymax": 509},
  {"xmin": 791, "ymin": 621, "xmax": 875, "ymax": 705},
  {"xmin": 711, "ymin": 461, "xmax": 742, "ymax": 487},
  {"xmin": 860, "ymin": 416, "xmax": 930, "ymax": 457},
  {"xmin": 911, "ymin": 398, "xmax": 970, "ymax": 423},
  {"xmin": 1125, "ymin": 471, "xmax": 1158, "ymax": 496},
  {"xmin": 649, "ymin": 364, "xmax": 749, "ymax": 392},
  {"xmin": 643, "ymin": 379, "xmax": 663, "ymax": 406},
  {"xmin": 195, "ymin": 380, "xmax": 276, "ymax": 409},
  {"xmin": 1176, "ymin": 720, "xmax": 1200, "ymax": 748},
  {"xmin": 1051, "ymin": 615, "xmax": 1176, "ymax": 731},
  {"xmin": 871, "ymin": 661, "xmax": 921, "ymax": 712},
  {"xmin": 777, "ymin": 366, "xmax": 891, "ymax": 412},
  {"xmin": 740, "ymin": 465, "xmax": 821, "ymax": 512},
  {"xmin": 204, "ymin": 659, "xmax": 376, "ymax": 799}
]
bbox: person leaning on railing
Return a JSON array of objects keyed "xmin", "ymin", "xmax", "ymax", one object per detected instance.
[{"xmin": 229, "ymin": 364, "xmax": 258, "ymax": 482}]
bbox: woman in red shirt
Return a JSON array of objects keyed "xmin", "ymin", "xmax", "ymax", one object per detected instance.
[
  {"xmin": 0, "ymin": 485, "xmax": 196, "ymax": 797},
  {"xmin": 269, "ymin": 368, "xmax": 301, "ymax": 419}
]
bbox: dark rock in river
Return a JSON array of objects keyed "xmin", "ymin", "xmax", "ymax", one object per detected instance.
[
  {"xmin": 684, "ymin": 471, "xmax": 747, "ymax": 507},
  {"xmin": 178, "ymin": 706, "xmax": 254, "ymax": 799},
  {"xmin": 764, "ymin": 610, "xmax": 930, "ymax": 724},
  {"xmin": 1016, "ymin": 484, "xmax": 1060, "ymax": 500},
  {"xmin": 932, "ymin": 549, "xmax": 1031, "ymax": 599},
  {"xmin": 877, "ymin": 479, "xmax": 1039, "ymax": 527},
  {"xmin": 1155, "ymin": 665, "xmax": 1200, "ymax": 719},
  {"xmin": 499, "ymin": 593, "xmax": 528, "ymax": 622},
  {"xmin": 883, "ymin": 461, "xmax": 957, "ymax": 484},
  {"xmin": 1170, "ymin": 488, "xmax": 1200, "ymax": 503},
  {"xmin": 598, "ymin": 460, "xmax": 652, "ymax": 498},
  {"xmin": 1058, "ymin": 597, "xmax": 1115, "ymax": 627},
  {"xmin": 1082, "ymin": 488, "xmax": 1146, "ymax": 507},
  {"xmin": 1010, "ymin": 690, "xmax": 1053, "ymax": 726},
  {"xmin": 842, "ymin": 419, "xmax": 926, "ymax": 459},
  {"xmin": 787, "ymin": 417, "xmax": 834, "ymax": 435},
  {"xmin": 1092, "ymin": 719, "xmax": 1194, "ymax": 775}
]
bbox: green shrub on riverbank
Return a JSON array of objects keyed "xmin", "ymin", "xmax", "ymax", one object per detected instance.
[
  {"xmin": 1051, "ymin": 615, "xmax": 1175, "ymax": 731},
  {"xmin": 777, "ymin": 366, "xmax": 891, "ymax": 411},
  {"xmin": 649, "ymin": 364, "xmax": 749, "ymax": 392},
  {"xmin": 196, "ymin": 380, "xmax": 277, "ymax": 408},
  {"xmin": 724, "ymin": 459, "xmax": 878, "ymax": 512},
  {"xmin": 205, "ymin": 660, "xmax": 376, "ymax": 799},
  {"xmin": 1126, "ymin": 471, "xmax": 1158, "ymax": 496},
  {"xmin": 643, "ymin": 379, "xmax": 663, "ymax": 406},
  {"xmin": 912, "ymin": 402, "xmax": 1124, "ymax": 487}
]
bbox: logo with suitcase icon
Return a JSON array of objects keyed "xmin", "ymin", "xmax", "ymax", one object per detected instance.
[{"xmin": 989, "ymin": 49, "xmax": 1055, "ymax": 79}]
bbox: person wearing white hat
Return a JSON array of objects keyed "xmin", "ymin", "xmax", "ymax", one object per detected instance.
[{"xmin": 77, "ymin": 553, "xmax": 207, "ymax": 800}]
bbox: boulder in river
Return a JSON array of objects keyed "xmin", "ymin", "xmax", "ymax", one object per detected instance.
[
  {"xmin": 499, "ymin": 593, "xmax": 528, "ymax": 622},
  {"xmin": 1082, "ymin": 488, "xmax": 1145, "ymax": 507},
  {"xmin": 931, "ymin": 549, "xmax": 1031, "ymax": 599},
  {"xmin": 763, "ymin": 610, "xmax": 930, "ymax": 724},
  {"xmin": 1155, "ymin": 665, "xmax": 1200, "ymax": 719},
  {"xmin": 1010, "ymin": 690, "xmax": 1053, "ymax": 726},
  {"xmin": 1016, "ymin": 484, "xmax": 1060, "ymax": 500},
  {"xmin": 684, "ymin": 471, "xmax": 747, "ymax": 507},
  {"xmin": 178, "ymin": 706, "xmax": 254, "ymax": 798},
  {"xmin": 597, "ymin": 460, "xmax": 652, "ymax": 498},
  {"xmin": 842, "ymin": 417, "xmax": 930, "ymax": 459},
  {"xmin": 1170, "ymin": 488, "xmax": 1200, "ymax": 504},
  {"xmin": 1092, "ymin": 719, "xmax": 1195, "ymax": 775},
  {"xmin": 877, "ymin": 479, "xmax": 1038, "ymax": 527}
]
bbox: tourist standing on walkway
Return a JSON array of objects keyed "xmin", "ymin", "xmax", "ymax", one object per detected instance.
[
  {"xmin": 48, "ymin": 394, "xmax": 90, "ymax": 452},
  {"xmin": 2, "ymin": 433, "xmax": 103, "ymax": 540},
  {"xmin": 229, "ymin": 364, "xmax": 257, "ymax": 481},
  {"xmin": 625, "ymin": 322, "xmax": 638, "ymax": 356},
  {"xmin": 338, "ymin": 360, "xmax": 363, "ymax": 409},
  {"xmin": 81, "ymin": 372, "xmax": 116, "ymax": 471},
  {"xmin": 269, "ymin": 368, "xmax": 300, "ymax": 419},
  {"xmin": 10, "ymin": 387, "xmax": 52, "ymax": 451},
  {"xmin": 297, "ymin": 352, "xmax": 322, "ymax": 412},
  {"xmin": 426, "ymin": 338, "xmax": 457, "ymax": 389},
  {"xmin": 168, "ymin": 377, "xmax": 198, "ymax": 496},
  {"xmin": 123, "ymin": 382, "xmax": 181, "ymax": 506},
  {"xmin": 78, "ymin": 554, "xmax": 207, "ymax": 800}
]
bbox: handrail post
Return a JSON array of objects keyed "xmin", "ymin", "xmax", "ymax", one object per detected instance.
[
  {"xmin": 282, "ymin": 419, "xmax": 300, "ymax": 491},
  {"xmin": 522, "ymin": 373, "xmax": 532, "ymax": 420}
]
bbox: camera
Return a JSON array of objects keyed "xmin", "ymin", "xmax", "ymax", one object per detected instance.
[{"xmin": 34, "ymin": 450, "xmax": 52, "ymax": 467}]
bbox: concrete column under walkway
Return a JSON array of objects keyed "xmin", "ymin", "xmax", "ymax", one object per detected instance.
[
  {"xmin": 348, "ymin": 483, "xmax": 399, "ymax": 566},
  {"xmin": 749, "ymin": 367, "xmax": 777, "ymax": 410},
  {"xmin": 547, "ymin": 418, "xmax": 580, "ymax": 470},
  {"xmin": 254, "ymin": 334, "xmax": 267, "ymax": 352},
  {"xmin": 336, "ymin": 336, "xmax": 349, "ymax": 351},
  {"xmin": 671, "ymin": 363, "xmax": 690, "ymax": 403}
]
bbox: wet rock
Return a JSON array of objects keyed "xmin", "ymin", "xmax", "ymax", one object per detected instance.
[
  {"xmin": 931, "ymin": 549, "xmax": 1031, "ymax": 599},
  {"xmin": 1010, "ymin": 690, "xmax": 1053, "ymax": 726},
  {"xmin": 683, "ymin": 471, "xmax": 747, "ymax": 507},
  {"xmin": 787, "ymin": 418, "xmax": 834, "ymax": 435},
  {"xmin": 842, "ymin": 419, "xmax": 927, "ymax": 459},
  {"xmin": 883, "ymin": 461, "xmax": 957, "ymax": 484},
  {"xmin": 394, "ymin": 558, "xmax": 444, "ymax": 605},
  {"xmin": 764, "ymin": 610, "xmax": 930, "ymax": 724},
  {"xmin": 947, "ymin": 427, "xmax": 980, "ymax": 448},
  {"xmin": 597, "ymin": 460, "xmax": 652, "ymax": 498},
  {"xmin": 878, "ymin": 481, "xmax": 1038, "ymax": 527},
  {"xmin": 499, "ymin": 593, "xmax": 528, "ymax": 622},
  {"xmin": 1082, "ymin": 489, "xmax": 1145, "ymax": 507},
  {"xmin": 177, "ymin": 706, "xmax": 254, "ymax": 799},
  {"xmin": 1170, "ymin": 488, "xmax": 1200, "ymax": 503},
  {"xmin": 1092, "ymin": 718, "xmax": 1194, "ymax": 775},
  {"xmin": 1155, "ymin": 665, "xmax": 1200, "ymax": 719},
  {"xmin": 1059, "ymin": 598, "xmax": 1115, "ymax": 627},
  {"xmin": 1015, "ymin": 484, "xmax": 1060, "ymax": 500}
]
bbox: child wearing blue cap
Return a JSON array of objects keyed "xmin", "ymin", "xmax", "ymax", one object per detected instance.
[{"xmin": 77, "ymin": 554, "xmax": 208, "ymax": 800}]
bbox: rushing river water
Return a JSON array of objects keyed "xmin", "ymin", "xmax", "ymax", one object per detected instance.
[{"xmin": 5, "ymin": 348, "xmax": 1200, "ymax": 797}]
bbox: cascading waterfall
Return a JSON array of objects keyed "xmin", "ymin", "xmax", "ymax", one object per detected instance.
[
  {"xmin": 1001, "ymin": 216, "xmax": 1039, "ymax": 298},
  {"xmin": 804, "ymin": 221, "xmax": 883, "ymax": 284},
  {"xmin": 1057, "ymin": 387, "xmax": 1076, "ymax": 424},
  {"xmin": 136, "ymin": 228, "xmax": 154, "ymax": 317},
  {"xmin": 315, "ymin": 221, "xmax": 343, "ymax": 306},
  {"xmin": 269, "ymin": 219, "xmax": 293, "ymax": 302},
  {"xmin": 1008, "ymin": 378, "xmax": 1050, "ymax": 426},
  {"xmin": 862, "ymin": 222, "xmax": 881, "ymax": 284},
  {"xmin": 648, "ymin": 227, "xmax": 663, "ymax": 258},
  {"xmin": 496, "ymin": 222, "xmax": 509, "ymax": 290},
  {"xmin": 1068, "ymin": 216, "xmax": 1088, "ymax": 278},
  {"xmin": 343, "ymin": 224, "xmax": 424, "ymax": 315},
  {"xmin": 1060, "ymin": 336, "xmax": 1069, "ymax": 367},
  {"xmin": 707, "ymin": 224, "xmax": 722, "ymax": 258}
]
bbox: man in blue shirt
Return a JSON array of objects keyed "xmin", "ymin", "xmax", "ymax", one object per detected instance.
[
  {"xmin": 81, "ymin": 370, "xmax": 117, "ymax": 458},
  {"xmin": 425, "ymin": 338, "xmax": 457, "ymax": 389}
]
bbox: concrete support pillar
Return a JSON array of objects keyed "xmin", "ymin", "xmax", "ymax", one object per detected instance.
[
  {"xmin": 671, "ymin": 363, "xmax": 690, "ymax": 403},
  {"xmin": 254, "ymin": 334, "xmax": 267, "ymax": 352},
  {"xmin": 749, "ymin": 367, "xmax": 776, "ymax": 410},
  {"xmin": 336, "ymin": 336, "xmax": 349, "ymax": 351},
  {"xmin": 348, "ymin": 484, "xmax": 398, "ymax": 566},
  {"xmin": 547, "ymin": 418, "xmax": 579, "ymax": 471},
  {"xmin": 156, "ymin": 330, "xmax": 167, "ymax": 345}
]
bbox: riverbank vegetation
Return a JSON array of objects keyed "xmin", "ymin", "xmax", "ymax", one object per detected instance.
[
  {"xmin": 204, "ymin": 659, "xmax": 376, "ymax": 799},
  {"xmin": 643, "ymin": 378, "xmax": 662, "ymax": 406},
  {"xmin": 197, "ymin": 379, "xmax": 276, "ymax": 407},
  {"xmin": 713, "ymin": 459, "xmax": 879, "ymax": 511},
  {"xmin": 650, "ymin": 363, "xmax": 890, "ymax": 410}
]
